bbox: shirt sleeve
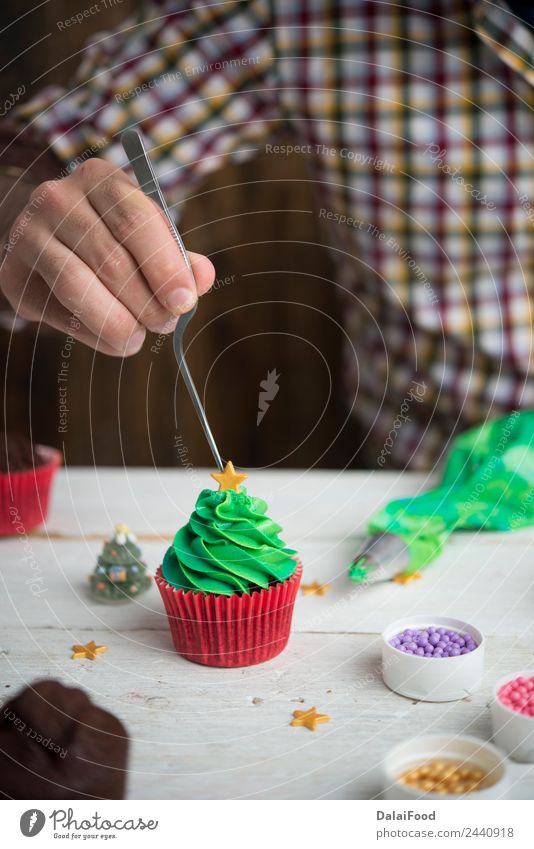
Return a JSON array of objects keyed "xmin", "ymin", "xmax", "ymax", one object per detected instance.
[{"xmin": 14, "ymin": 0, "xmax": 281, "ymax": 204}]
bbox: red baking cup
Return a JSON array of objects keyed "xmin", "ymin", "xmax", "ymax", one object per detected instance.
[
  {"xmin": 0, "ymin": 446, "xmax": 62, "ymax": 536},
  {"xmin": 156, "ymin": 559, "xmax": 302, "ymax": 667}
]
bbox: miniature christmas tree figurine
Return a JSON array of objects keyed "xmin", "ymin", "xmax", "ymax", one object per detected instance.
[{"xmin": 89, "ymin": 524, "xmax": 151, "ymax": 603}]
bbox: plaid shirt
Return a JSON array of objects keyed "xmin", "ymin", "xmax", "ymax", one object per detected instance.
[{"xmin": 15, "ymin": 0, "xmax": 534, "ymax": 469}]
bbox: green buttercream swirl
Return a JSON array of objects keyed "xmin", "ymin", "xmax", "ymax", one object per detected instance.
[{"xmin": 162, "ymin": 488, "xmax": 297, "ymax": 596}]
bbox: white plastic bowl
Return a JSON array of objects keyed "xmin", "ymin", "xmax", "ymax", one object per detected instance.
[
  {"xmin": 382, "ymin": 733, "xmax": 510, "ymax": 800},
  {"xmin": 381, "ymin": 616, "xmax": 484, "ymax": 702},
  {"xmin": 491, "ymin": 670, "xmax": 534, "ymax": 763}
]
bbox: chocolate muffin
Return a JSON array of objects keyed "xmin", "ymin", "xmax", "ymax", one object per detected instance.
[
  {"xmin": 0, "ymin": 679, "xmax": 129, "ymax": 799},
  {"xmin": 0, "ymin": 432, "xmax": 44, "ymax": 474},
  {"xmin": 0, "ymin": 432, "xmax": 61, "ymax": 535}
]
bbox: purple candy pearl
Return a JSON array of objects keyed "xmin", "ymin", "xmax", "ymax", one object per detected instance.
[{"xmin": 390, "ymin": 625, "xmax": 478, "ymax": 658}]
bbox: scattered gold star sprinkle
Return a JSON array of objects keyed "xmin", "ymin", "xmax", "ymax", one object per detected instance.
[
  {"xmin": 71, "ymin": 640, "xmax": 108, "ymax": 661},
  {"xmin": 301, "ymin": 581, "xmax": 331, "ymax": 596},
  {"xmin": 210, "ymin": 460, "xmax": 248, "ymax": 493},
  {"xmin": 393, "ymin": 571, "xmax": 422, "ymax": 585},
  {"xmin": 291, "ymin": 706, "xmax": 331, "ymax": 731}
]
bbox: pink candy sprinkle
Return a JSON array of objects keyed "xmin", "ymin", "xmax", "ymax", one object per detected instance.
[{"xmin": 498, "ymin": 675, "xmax": 534, "ymax": 717}]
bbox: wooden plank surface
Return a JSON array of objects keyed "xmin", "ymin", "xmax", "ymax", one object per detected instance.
[
  {"xmin": 1, "ymin": 629, "xmax": 532, "ymax": 800},
  {"xmin": 2, "ymin": 468, "xmax": 534, "ymax": 799}
]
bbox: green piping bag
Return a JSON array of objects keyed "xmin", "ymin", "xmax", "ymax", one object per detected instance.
[{"xmin": 349, "ymin": 410, "xmax": 534, "ymax": 584}]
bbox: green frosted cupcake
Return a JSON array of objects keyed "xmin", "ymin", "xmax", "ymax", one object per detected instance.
[
  {"xmin": 156, "ymin": 462, "xmax": 302, "ymax": 667},
  {"xmin": 162, "ymin": 487, "xmax": 297, "ymax": 595}
]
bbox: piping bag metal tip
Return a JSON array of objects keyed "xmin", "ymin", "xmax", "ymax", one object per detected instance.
[{"xmin": 349, "ymin": 532, "xmax": 410, "ymax": 584}]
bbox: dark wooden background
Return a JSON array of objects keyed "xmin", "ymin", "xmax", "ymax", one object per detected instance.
[{"xmin": 1, "ymin": 1, "xmax": 360, "ymax": 470}]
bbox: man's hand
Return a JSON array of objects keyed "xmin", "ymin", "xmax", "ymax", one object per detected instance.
[{"xmin": 0, "ymin": 158, "xmax": 215, "ymax": 355}]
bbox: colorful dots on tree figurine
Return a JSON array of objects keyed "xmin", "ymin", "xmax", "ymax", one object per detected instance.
[{"xmin": 89, "ymin": 524, "xmax": 151, "ymax": 603}]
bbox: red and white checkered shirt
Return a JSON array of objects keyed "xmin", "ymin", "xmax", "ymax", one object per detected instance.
[{"xmin": 16, "ymin": 0, "xmax": 534, "ymax": 468}]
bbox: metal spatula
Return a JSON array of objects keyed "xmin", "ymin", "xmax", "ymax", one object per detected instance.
[{"xmin": 121, "ymin": 128, "xmax": 224, "ymax": 471}]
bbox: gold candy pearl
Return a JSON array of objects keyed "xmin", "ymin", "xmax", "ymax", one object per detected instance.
[
  {"xmin": 432, "ymin": 769, "xmax": 448, "ymax": 779},
  {"xmin": 470, "ymin": 768, "xmax": 484, "ymax": 781},
  {"xmin": 442, "ymin": 768, "xmax": 457, "ymax": 780},
  {"xmin": 453, "ymin": 782, "xmax": 469, "ymax": 794}
]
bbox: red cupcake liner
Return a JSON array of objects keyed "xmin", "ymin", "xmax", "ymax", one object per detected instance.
[
  {"xmin": 156, "ymin": 559, "xmax": 303, "ymax": 667},
  {"xmin": 0, "ymin": 446, "xmax": 62, "ymax": 536}
]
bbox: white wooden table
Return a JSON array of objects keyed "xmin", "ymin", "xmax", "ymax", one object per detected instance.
[{"xmin": 2, "ymin": 467, "xmax": 534, "ymax": 799}]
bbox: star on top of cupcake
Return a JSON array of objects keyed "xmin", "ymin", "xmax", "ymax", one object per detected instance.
[{"xmin": 210, "ymin": 461, "xmax": 248, "ymax": 492}]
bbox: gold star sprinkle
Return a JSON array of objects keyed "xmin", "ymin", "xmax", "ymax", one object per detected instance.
[
  {"xmin": 71, "ymin": 640, "xmax": 108, "ymax": 661},
  {"xmin": 210, "ymin": 461, "xmax": 248, "ymax": 493},
  {"xmin": 393, "ymin": 571, "xmax": 422, "ymax": 585},
  {"xmin": 291, "ymin": 707, "xmax": 331, "ymax": 731},
  {"xmin": 301, "ymin": 581, "xmax": 331, "ymax": 596}
]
